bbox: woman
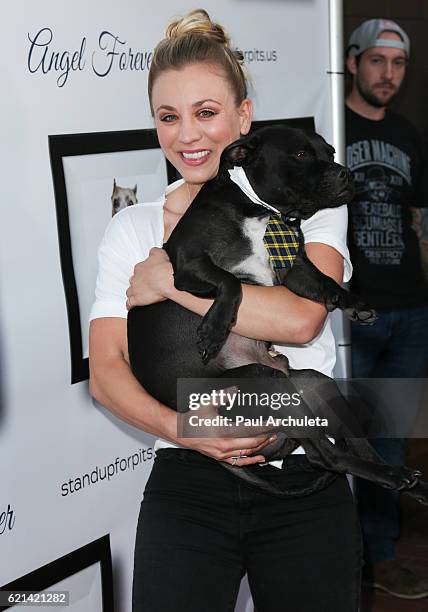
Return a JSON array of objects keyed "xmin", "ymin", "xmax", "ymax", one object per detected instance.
[{"xmin": 89, "ymin": 9, "xmax": 361, "ymax": 611}]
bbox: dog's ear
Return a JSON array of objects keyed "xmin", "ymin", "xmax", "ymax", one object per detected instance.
[
  {"xmin": 133, "ymin": 184, "xmax": 137, "ymax": 195},
  {"xmin": 220, "ymin": 134, "xmax": 260, "ymax": 168}
]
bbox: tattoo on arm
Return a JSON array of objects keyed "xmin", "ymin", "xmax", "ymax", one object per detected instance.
[{"xmin": 411, "ymin": 207, "xmax": 428, "ymax": 282}]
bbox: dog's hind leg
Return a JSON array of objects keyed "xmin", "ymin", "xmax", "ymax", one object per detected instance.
[
  {"xmin": 344, "ymin": 437, "xmax": 396, "ymax": 465},
  {"xmin": 343, "ymin": 438, "xmax": 428, "ymax": 506},
  {"xmin": 299, "ymin": 437, "xmax": 425, "ymax": 499},
  {"xmin": 287, "ymin": 368, "xmax": 369, "ymax": 438}
]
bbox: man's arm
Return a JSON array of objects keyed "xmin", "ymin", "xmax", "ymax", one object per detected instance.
[{"xmin": 411, "ymin": 207, "xmax": 428, "ymax": 282}]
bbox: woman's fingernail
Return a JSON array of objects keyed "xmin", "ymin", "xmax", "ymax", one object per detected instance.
[{"xmin": 269, "ymin": 435, "xmax": 277, "ymax": 442}]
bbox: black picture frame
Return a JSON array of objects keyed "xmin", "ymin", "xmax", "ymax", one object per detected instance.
[
  {"xmin": 0, "ymin": 535, "xmax": 114, "ymax": 611},
  {"xmin": 49, "ymin": 129, "xmax": 176, "ymax": 384}
]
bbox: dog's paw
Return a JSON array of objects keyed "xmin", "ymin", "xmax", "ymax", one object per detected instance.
[
  {"xmin": 405, "ymin": 479, "xmax": 428, "ymax": 505},
  {"xmin": 326, "ymin": 294, "xmax": 343, "ymax": 312},
  {"xmin": 395, "ymin": 468, "xmax": 422, "ymax": 491},
  {"xmin": 196, "ymin": 321, "xmax": 229, "ymax": 363},
  {"xmin": 345, "ymin": 304, "xmax": 377, "ymax": 325}
]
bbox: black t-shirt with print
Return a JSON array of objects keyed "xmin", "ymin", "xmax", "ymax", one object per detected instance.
[{"xmin": 346, "ymin": 106, "xmax": 428, "ymax": 309}]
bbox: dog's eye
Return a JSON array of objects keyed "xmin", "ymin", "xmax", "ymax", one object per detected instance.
[{"xmin": 294, "ymin": 150, "xmax": 307, "ymax": 160}]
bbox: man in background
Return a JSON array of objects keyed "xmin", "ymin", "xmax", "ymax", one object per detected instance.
[{"xmin": 346, "ymin": 19, "xmax": 428, "ymax": 599}]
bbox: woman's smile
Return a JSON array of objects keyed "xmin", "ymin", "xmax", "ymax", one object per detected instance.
[{"xmin": 180, "ymin": 148, "xmax": 212, "ymax": 165}]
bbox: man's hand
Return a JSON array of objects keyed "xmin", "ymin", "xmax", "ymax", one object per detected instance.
[{"xmin": 411, "ymin": 207, "xmax": 428, "ymax": 282}]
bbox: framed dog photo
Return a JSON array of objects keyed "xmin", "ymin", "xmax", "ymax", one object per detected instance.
[
  {"xmin": 0, "ymin": 535, "xmax": 113, "ymax": 611},
  {"xmin": 49, "ymin": 129, "xmax": 176, "ymax": 384}
]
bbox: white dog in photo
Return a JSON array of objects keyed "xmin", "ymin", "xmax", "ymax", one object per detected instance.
[{"xmin": 111, "ymin": 179, "xmax": 138, "ymax": 216}]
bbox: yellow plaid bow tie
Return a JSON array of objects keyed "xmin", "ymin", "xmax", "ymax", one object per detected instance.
[{"xmin": 263, "ymin": 214, "xmax": 302, "ymax": 269}]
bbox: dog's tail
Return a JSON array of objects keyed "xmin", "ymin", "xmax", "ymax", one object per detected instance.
[{"xmin": 220, "ymin": 461, "xmax": 336, "ymax": 497}]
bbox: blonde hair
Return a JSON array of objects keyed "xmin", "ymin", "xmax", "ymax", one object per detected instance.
[{"xmin": 148, "ymin": 9, "xmax": 248, "ymax": 114}]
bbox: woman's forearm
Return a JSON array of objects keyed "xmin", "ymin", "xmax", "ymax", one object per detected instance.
[
  {"xmin": 90, "ymin": 352, "xmax": 178, "ymax": 442},
  {"xmin": 164, "ymin": 243, "xmax": 343, "ymax": 344},
  {"xmin": 166, "ymin": 284, "xmax": 326, "ymax": 344},
  {"xmin": 129, "ymin": 243, "xmax": 343, "ymax": 344}
]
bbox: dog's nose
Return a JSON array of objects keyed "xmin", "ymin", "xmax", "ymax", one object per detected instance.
[{"xmin": 338, "ymin": 168, "xmax": 351, "ymax": 182}]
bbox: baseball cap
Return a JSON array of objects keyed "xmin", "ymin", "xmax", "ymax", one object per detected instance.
[{"xmin": 347, "ymin": 19, "xmax": 410, "ymax": 57}]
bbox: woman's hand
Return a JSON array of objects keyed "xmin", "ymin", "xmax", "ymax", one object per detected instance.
[
  {"xmin": 181, "ymin": 434, "xmax": 277, "ymax": 467},
  {"xmin": 126, "ymin": 247, "xmax": 174, "ymax": 309},
  {"xmin": 177, "ymin": 388, "xmax": 277, "ymax": 467}
]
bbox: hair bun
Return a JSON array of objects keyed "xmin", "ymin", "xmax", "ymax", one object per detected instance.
[
  {"xmin": 148, "ymin": 8, "xmax": 248, "ymax": 113},
  {"xmin": 165, "ymin": 9, "xmax": 230, "ymax": 47}
]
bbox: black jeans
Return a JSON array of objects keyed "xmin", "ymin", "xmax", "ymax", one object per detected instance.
[{"xmin": 132, "ymin": 449, "xmax": 362, "ymax": 612}]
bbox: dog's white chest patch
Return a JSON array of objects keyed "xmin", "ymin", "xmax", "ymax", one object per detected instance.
[{"xmin": 231, "ymin": 217, "xmax": 275, "ymax": 285}]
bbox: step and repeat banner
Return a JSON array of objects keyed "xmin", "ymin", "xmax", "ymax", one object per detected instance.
[{"xmin": 0, "ymin": 1, "xmax": 345, "ymax": 610}]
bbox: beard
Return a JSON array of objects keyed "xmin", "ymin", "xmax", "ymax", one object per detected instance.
[{"xmin": 356, "ymin": 75, "xmax": 398, "ymax": 108}]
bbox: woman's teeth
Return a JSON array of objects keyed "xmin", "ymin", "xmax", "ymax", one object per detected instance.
[{"xmin": 182, "ymin": 150, "xmax": 210, "ymax": 159}]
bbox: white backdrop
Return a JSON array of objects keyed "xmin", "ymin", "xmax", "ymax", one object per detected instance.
[{"xmin": 0, "ymin": 1, "xmax": 347, "ymax": 610}]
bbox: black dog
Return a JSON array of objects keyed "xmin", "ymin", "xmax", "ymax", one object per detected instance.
[{"xmin": 128, "ymin": 126, "xmax": 428, "ymax": 504}]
